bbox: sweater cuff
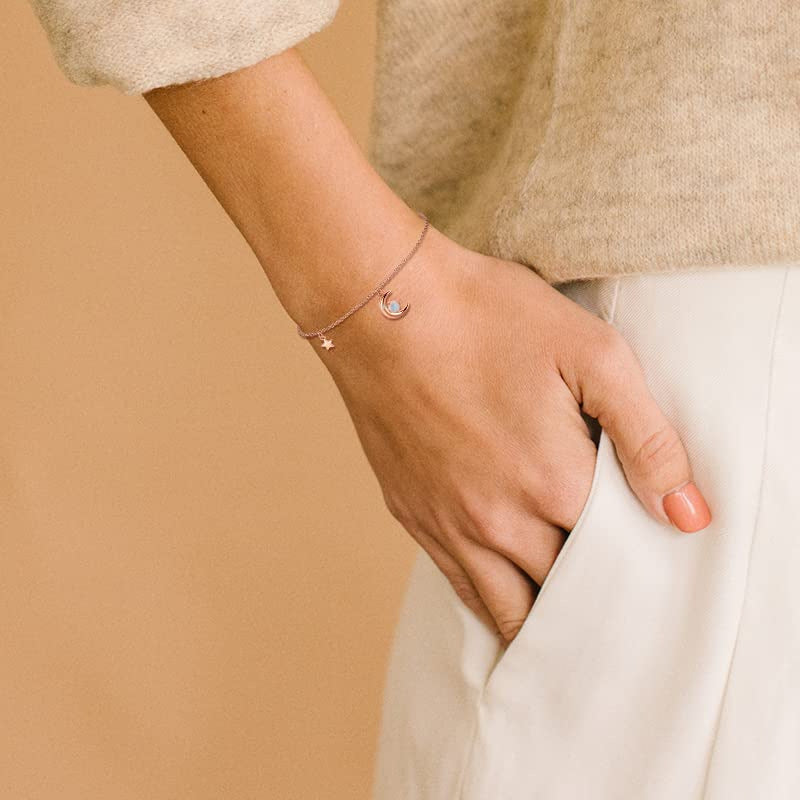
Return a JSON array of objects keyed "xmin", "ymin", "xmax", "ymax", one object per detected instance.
[{"xmin": 28, "ymin": 1, "xmax": 340, "ymax": 94}]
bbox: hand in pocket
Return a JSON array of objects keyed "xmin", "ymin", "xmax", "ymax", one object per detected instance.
[{"xmin": 321, "ymin": 225, "xmax": 712, "ymax": 643}]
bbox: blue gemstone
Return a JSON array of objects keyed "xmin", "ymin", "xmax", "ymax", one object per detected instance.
[{"xmin": 388, "ymin": 301, "xmax": 401, "ymax": 313}]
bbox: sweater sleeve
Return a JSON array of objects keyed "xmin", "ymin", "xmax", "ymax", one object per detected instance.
[{"xmin": 27, "ymin": 0, "xmax": 340, "ymax": 94}]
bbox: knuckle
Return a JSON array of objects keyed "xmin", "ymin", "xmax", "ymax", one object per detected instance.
[
  {"xmin": 528, "ymin": 456, "xmax": 594, "ymax": 530},
  {"xmin": 538, "ymin": 477, "xmax": 589, "ymax": 530},
  {"xmin": 460, "ymin": 494, "xmax": 494, "ymax": 532},
  {"xmin": 633, "ymin": 425, "xmax": 685, "ymax": 477},
  {"xmin": 603, "ymin": 323, "xmax": 629, "ymax": 351},
  {"xmin": 461, "ymin": 499, "xmax": 514, "ymax": 550},
  {"xmin": 381, "ymin": 488, "xmax": 406, "ymax": 522},
  {"xmin": 592, "ymin": 324, "xmax": 630, "ymax": 368},
  {"xmin": 582, "ymin": 328, "xmax": 642, "ymax": 420},
  {"xmin": 473, "ymin": 518, "xmax": 517, "ymax": 553}
]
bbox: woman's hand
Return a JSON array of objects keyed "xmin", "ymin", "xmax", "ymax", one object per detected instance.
[
  {"xmin": 319, "ymin": 224, "xmax": 712, "ymax": 643},
  {"xmin": 143, "ymin": 50, "xmax": 710, "ymax": 643}
]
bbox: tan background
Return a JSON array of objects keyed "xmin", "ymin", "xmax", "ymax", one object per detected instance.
[{"xmin": 1, "ymin": 3, "xmax": 417, "ymax": 798}]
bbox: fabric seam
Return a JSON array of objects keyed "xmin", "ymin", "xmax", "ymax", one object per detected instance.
[
  {"xmin": 607, "ymin": 274, "xmax": 622, "ymax": 326},
  {"xmin": 699, "ymin": 264, "xmax": 790, "ymax": 798}
]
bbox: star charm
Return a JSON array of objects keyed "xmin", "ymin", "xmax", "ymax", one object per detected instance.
[{"xmin": 320, "ymin": 336, "xmax": 335, "ymax": 351}]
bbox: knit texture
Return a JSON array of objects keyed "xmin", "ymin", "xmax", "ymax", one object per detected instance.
[
  {"xmin": 28, "ymin": 1, "xmax": 339, "ymax": 94},
  {"xmin": 368, "ymin": 0, "xmax": 800, "ymax": 283},
  {"xmin": 29, "ymin": 0, "xmax": 800, "ymax": 283}
]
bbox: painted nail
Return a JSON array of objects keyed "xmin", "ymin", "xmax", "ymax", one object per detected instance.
[{"xmin": 662, "ymin": 482, "xmax": 712, "ymax": 533}]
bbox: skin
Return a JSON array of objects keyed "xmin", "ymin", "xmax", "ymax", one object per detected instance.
[{"xmin": 145, "ymin": 47, "xmax": 711, "ymax": 644}]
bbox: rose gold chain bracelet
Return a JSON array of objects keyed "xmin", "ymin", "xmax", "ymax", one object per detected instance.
[{"xmin": 295, "ymin": 211, "xmax": 430, "ymax": 351}]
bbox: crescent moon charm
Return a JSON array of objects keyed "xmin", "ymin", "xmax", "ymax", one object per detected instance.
[{"xmin": 379, "ymin": 290, "xmax": 410, "ymax": 320}]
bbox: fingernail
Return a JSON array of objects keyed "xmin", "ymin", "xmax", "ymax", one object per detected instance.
[{"xmin": 662, "ymin": 482, "xmax": 712, "ymax": 533}]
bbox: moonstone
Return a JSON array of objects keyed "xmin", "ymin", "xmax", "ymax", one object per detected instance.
[{"xmin": 389, "ymin": 300, "xmax": 401, "ymax": 313}]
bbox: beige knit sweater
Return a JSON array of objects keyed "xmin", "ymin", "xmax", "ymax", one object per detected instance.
[{"xmin": 29, "ymin": 0, "xmax": 800, "ymax": 284}]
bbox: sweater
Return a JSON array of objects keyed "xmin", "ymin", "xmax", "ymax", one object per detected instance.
[{"xmin": 28, "ymin": 0, "xmax": 800, "ymax": 284}]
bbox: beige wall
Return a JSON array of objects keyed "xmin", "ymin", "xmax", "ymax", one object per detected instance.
[{"xmin": 0, "ymin": 3, "xmax": 416, "ymax": 798}]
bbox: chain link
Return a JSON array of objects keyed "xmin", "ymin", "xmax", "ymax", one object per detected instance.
[{"xmin": 296, "ymin": 211, "xmax": 429, "ymax": 340}]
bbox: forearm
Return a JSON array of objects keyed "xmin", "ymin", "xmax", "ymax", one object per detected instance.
[{"xmin": 144, "ymin": 47, "xmax": 423, "ymax": 333}]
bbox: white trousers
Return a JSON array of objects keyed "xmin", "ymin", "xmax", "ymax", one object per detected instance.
[{"xmin": 372, "ymin": 266, "xmax": 800, "ymax": 799}]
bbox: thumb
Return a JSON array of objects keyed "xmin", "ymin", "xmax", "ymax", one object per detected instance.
[{"xmin": 577, "ymin": 330, "xmax": 712, "ymax": 533}]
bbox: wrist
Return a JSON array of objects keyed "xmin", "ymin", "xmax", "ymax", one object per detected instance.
[
  {"xmin": 272, "ymin": 193, "xmax": 427, "ymax": 330},
  {"xmin": 304, "ymin": 220, "xmax": 475, "ymax": 363},
  {"xmin": 291, "ymin": 203, "xmax": 441, "ymax": 344}
]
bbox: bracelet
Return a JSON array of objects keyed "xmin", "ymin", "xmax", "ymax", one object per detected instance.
[{"xmin": 295, "ymin": 211, "xmax": 430, "ymax": 351}]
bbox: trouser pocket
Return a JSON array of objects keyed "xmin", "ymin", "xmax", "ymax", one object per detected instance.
[
  {"xmin": 458, "ymin": 426, "xmax": 709, "ymax": 800},
  {"xmin": 481, "ymin": 421, "xmax": 608, "ymax": 688},
  {"xmin": 458, "ymin": 267, "xmax": 792, "ymax": 800}
]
